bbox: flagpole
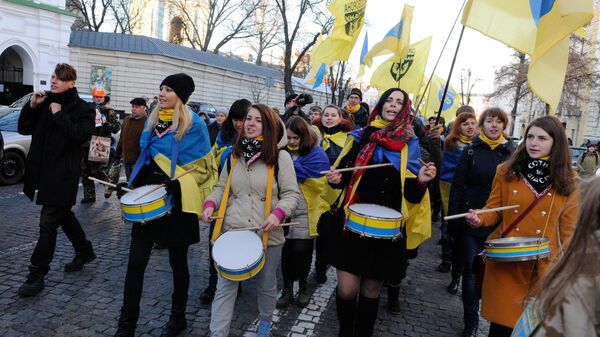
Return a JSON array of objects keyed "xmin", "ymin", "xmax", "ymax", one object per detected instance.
[
  {"xmin": 415, "ymin": 0, "xmax": 468, "ymax": 116},
  {"xmin": 436, "ymin": 25, "xmax": 465, "ymax": 125}
]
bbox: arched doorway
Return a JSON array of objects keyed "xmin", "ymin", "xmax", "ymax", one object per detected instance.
[{"xmin": 0, "ymin": 46, "xmax": 34, "ymax": 106}]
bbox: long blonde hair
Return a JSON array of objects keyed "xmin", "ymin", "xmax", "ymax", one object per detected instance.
[{"xmin": 146, "ymin": 98, "xmax": 192, "ymax": 140}]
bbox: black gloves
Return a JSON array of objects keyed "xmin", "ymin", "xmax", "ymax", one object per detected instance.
[
  {"xmin": 163, "ymin": 178, "xmax": 180, "ymax": 195},
  {"xmin": 116, "ymin": 182, "xmax": 130, "ymax": 199}
]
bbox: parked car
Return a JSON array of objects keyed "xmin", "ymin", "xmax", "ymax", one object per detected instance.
[
  {"xmin": 570, "ymin": 146, "xmax": 586, "ymax": 172},
  {"xmin": 0, "ymin": 91, "xmax": 104, "ymax": 185},
  {"xmin": 188, "ymin": 101, "xmax": 217, "ymax": 120}
]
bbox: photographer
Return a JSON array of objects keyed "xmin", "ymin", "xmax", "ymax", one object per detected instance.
[{"xmin": 282, "ymin": 93, "xmax": 313, "ymax": 124}]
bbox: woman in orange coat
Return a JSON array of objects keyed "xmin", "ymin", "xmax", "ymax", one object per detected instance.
[{"xmin": 466, "ymin": 116, "xmax": 579, "ymax": 337}]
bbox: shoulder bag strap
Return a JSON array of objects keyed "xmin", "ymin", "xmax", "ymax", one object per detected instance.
[{"xmin": 501, "ymin": 190, "xmax": 549, "ymax": 238}]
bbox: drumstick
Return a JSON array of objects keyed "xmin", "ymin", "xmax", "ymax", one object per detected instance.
[
  {"xmin": 320, "ymin": 163, "xmax": 393, "ymax": 174},
  {"xmin": 88, "ymin": 177, "xmax": 133, "ymax": 192},
  {"xmin": 418, "ymin": 158, "xmax": 430, "ymax": 166},
  {"xmin": 133, "ymin": 166, "xmax": 199, "ymax": 201},
  {"xmin": 443, "ymin": 205, "xmax": 521, "ymax": 221},
  {"xmin": 229, "ymin": 222, "xmax": 299, "ymax": 232}
]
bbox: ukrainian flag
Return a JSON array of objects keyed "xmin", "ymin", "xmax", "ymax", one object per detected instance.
[
  {"xmin": 362, "ymin": 4, "xmax": 413, "ymax": 68},
  {"xmin": 422, "ymin": 74, "xmax": 461, "ymax": 121},
  {"xmin": 462, "ymin": 0, "xmax": 593, "ymax": 112},
  {"xmin": 356, "ymin": 31, "xmax": 369, "ymax": 79},
  {"xmin": 305, "ymin": 33, "xmax": 328, "ymax": 88}
]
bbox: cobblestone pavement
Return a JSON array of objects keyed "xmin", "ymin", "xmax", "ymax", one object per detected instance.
[{"xmin": 0, "ymin": 182, "xmax": 491, "ymax": 337}]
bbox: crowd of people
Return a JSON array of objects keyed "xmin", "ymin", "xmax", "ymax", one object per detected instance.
[{"xmin": 14, "ymin": 63, "xmax": 599, "ymax": 337}]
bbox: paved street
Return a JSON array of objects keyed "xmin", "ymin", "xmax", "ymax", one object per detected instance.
[{"xmin": 0, "ymin": 182, "xmax": 490, "ymax": 337}]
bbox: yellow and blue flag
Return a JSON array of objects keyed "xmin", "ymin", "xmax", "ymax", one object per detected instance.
[
  {"xmin": 362, "ymin": 4, "xmax": 413, "ymax": 67},
  {"xmin": 422, "ymin": 74, "xmax": 461, "ymax": 121},
  {"xmin": 462, "ymin": 0, "xmax": 593, "ymax": 113},
  {"xmin": 369, "ymin": 36, "xmax": 432, "ymax": 95},
  {"xmin": 312, "ymin": 0, "xmax": 368, "ymax": 64},
  {"xmin": 356, "ymin": 31, "xmax": 369, "ymax": 79},
  {"xmin": 305, "ymin": 33, "xmax": 329, "ymax": 88}
]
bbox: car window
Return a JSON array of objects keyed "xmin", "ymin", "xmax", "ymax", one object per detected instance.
[
  {"xmin": 9, "ymin": 93, "xmax": 32, "ymax": 108},
  {"xmin": 0, "ymin": 110, "xmax": 19, "ymax": 132}
]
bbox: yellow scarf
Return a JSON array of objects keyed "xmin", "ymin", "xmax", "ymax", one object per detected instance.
[
  {"xmin": 287, "ymin": 145, "xmax": 299, "ymax": 151},
  {"xmin": 458, "ymin": 134, "xmax": 472, "ymax": 145},
  {"xmin": 540, "ymin": 155, "xmax": 551, "ymax": 161},
  {"xmin": 255, "ymin": 135, "xmax": 264, "ymax": 141},
  {"xmin": 158, "ymin": 109, "xmax": 174, "ymax": 122},
  {"xmin": 369, "ymin": 116, "xmax": 391, "ymax": 129},
  {"xmin": 480, "ymin": 132, "xmax": 504, "ymax": 150},
  {"xmin": 322, "ymin": 131, "xmax": 348, "ymax": 151},
  {"xmin": 345, "ymin": 103, "xmax": 360, "ymax": 114}
]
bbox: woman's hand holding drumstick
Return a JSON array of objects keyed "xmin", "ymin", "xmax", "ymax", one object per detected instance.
[
  {"xmin": 417, "ymin": 158, "xmax": 436, "ymax": 184},
  {"xmin": 260, "ymin": 214, "xmax": 281, "ymax": 232},
  {"xmin": 443, "ymin": 205, "xmax": 521, "ymax": 228}
]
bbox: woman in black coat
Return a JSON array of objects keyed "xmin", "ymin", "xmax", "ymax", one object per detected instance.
[{"xmin": 448, "ymin": 108, "xmax": 515, "ymax": 337}]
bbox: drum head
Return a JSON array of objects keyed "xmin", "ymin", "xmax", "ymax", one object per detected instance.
[
  {"xmin": 349, "ymin": 203, "xmax": 402, "ymax": 220},
  {"xmin": 121, "ymin": 185, "xmax": 167, "ymax": 205},
  {"xmin": 213, "ymin": 231, "xmax": 263, "ymax": 270}
]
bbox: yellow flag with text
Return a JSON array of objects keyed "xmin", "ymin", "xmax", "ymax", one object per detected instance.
[
  {"xmin": 312, "ymin": 0, "xmax": 368, "ymax": 64},
  {"xmin": 369, "ymin": 36, "xmax": 431, "ymax": 95},
  {"xmin": 422, "ymin": 74, "xmax": 461, "ymax": 121},
  {"xmin": 362, "ymin": 4, "xmax": 413, "ymax": 67},
  {"xmin": 462, "ymin": 0, "xmax": 593, "ymax": 113}
]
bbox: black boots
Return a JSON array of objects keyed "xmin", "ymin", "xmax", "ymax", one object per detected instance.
[
  {"xmin": 336, "ymin": 293, "xmax": 357, "ymax": 337},
  {"xmin": 387, "ymin": 286, "xmax": 401, "ymax": 314},
  {"xmin": 65, "ymin": 241, "xmax": 96, "ymax": 272},
  {"xmin": 355, "ymin": 295, "xmax": 379, "ymax": 337},
  {"xmin": 114, "ymin": 307, "xmax": 139, "ymax": 337},
  {"xmin": 18, "ymin": 265, "xmax": 46, "ymax": 297},
  {"xmin": 447, "ymin": 276, "xmax": 460, "ymax": 295},
  {"xmin": 276, "ymin": 282, "xmax": 294, "ymax": 308},
  {"xmin": 316, "ymin": 265, "xmax": 328, "ymax": 284},
  {"xmin": 297, "ymin": 279, "xmax": 310, "ymax": 307},
  {"xmin": 160, "ymin": 304, "xmax": 187, "ymax": 337},
  {"xmin": 462, "ymin": 326, "xmax": 478, "ymax": 337}
]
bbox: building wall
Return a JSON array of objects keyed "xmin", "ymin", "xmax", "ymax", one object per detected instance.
[
  {"xmin": 69, "ymin": 47, "xmax": 329, "ymax": 113},
  {"xmin": 0, "ymin": 0, "xmax": 74, "ymax": 90}
]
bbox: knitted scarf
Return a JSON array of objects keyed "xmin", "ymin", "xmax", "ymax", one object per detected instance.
[
  {"xmin": 345, "ymin": 96, "xmax": 414, "ymax": 205},
  {"xmin": 480, "ymin": 132, "xmax": 504, "ymax": 150},
  {"xmin": 520, "ymin": 157, "xmax": 552, "ymax": 197},
  {"xmin": 241, "ymin": 136, "xmax": 263, "ymax": 166}
]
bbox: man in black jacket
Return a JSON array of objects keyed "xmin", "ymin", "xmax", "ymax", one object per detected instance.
[{"xmin": 17, "ymin": 63, "xmax": 97, "ymax": 297}]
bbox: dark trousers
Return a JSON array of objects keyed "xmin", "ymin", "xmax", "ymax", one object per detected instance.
[
  {"xmin": 461, "ymin": 234, "xmax": 485, "ymax": 329},
  {"xmin": 281, "ymin": 238, "xmax": 314, "ymax": 284},
  {"xmin": 442, "ymin": 218, "xmax": 463, "ymax": 278},
  {"xmin": 315, "ymin": 235, "xmax": 327, "ymax": 273},
  {"xmin": 30, "ymin": 205, "xmax": 92, "ymax": 275},
  {"xmin": 488, "ymin": 323, "xmax": 513, "ymax": 337},
  {"xmin": 122, "ymin": 235, "xmax": 190, "ymax": 313},
  {"xmin": 206, "ymin": 220, "xmax": 218, "ymax": 288},
  {"xmin": 81, "ymin": 156, "xmax": 108, "ymax": 199}
]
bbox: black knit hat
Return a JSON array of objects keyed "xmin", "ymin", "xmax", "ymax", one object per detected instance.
[
  {"xmin": 160, "ymin": 73, "xmax": 195, "ymax": 103},
  {"xmin": 129, "ymin": 97, "xmax": 147, "ymax": 106},
  {"xmin": 347, "ymin": 88, "xmax": 363, "ymax": 100}
]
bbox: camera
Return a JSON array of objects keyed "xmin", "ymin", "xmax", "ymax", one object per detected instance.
[{"xmin": 296, "ymin": 93, "xmax": 313, "ymax": 107}]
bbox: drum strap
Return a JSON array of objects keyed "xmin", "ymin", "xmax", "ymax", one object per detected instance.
[
  {"xmin": 501, "ymin": 190, "xmax": 549, "ymax": 238},
  {"xmin": 210, "ymin": 157, "xmax": 274, "ymax": 248}
]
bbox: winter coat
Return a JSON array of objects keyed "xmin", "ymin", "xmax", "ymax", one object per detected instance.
[
  {"xmin": 578, "ymin": 152, "xmax": 600, "ymax": 179},
  {"xmin": 532, "ymin": 230, "xmax": 600, "ymax": 337},
  {"xmin": 448, "ymin": 136, "xmax": 515, "ymax": 238},
  {"xmin": 478, "ymin": 164, "xmax": 579, "ymax": 328},
  {"xmin": 207, "ymin": 121, "xmax": 221, "ymax": 146},
  {"xmin": 115, "ymin": 114, "xmax": 147, "ymax": 165},
  {"xmin": 18, "ymin": 88, "xmax": 94, "ymax": 205},
  {"xmin": 206, "ymin": 126, "xmax": 301, "ymax": 246}
]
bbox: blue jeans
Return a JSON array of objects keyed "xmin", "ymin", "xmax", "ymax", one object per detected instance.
[{"xmin": 461, "ymin": 234, "xmax": 485, "ymax": 329}]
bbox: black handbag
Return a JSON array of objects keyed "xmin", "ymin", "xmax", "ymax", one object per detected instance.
[{"xmin": 317, "ymin": 189, "xmax": 346, "ymax": 238}]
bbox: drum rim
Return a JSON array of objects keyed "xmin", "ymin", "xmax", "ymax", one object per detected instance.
[
  {"xmin": 120, "ymin": 185, "xmax": 168, "ymax": 205},
  {"xmin": 485, "ymin": 251, "xmax": 551, "ymax": 262},
  {"xmin": 344, "ymin": 224, "xmax": 403, "ymax": 239},
  {"xmin": 485, "ymin": 236, "xmax": 550, "ymax": 248},
  {"xmin": 121, "ymin": 198, "xmax": 173, "ymax": 223},
  {"xmin": 348, "ymin": 203, "xmax": 403, "ymax": 220}
]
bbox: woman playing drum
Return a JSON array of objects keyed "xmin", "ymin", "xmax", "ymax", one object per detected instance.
[
  {"xmin": 448, "ymin": 108, "xmax": 516, "ymax": 337},
  {"xmin": 277, "ymin": 116, "xmax": 330, "ymax": 308},
  {"xmin": 466, "ymin": 116, "xmax": 580, "ymax": 337},
  {"xmin": 200, "ymin": 98, "xmax": 252, "ymax": 305},
  {"xmin": 202, "ymin": 104, "xmax": 300, "ymax": 337},
  {"xmin": 313, "ymin": 104, "xmax": 355, "ymax": 283},
  {"xmin": 114, "ymin": 73, "xmax": 217, "ymax": 337},
  {"xmin": 325, "ymin": 88, "xmax": 436, "ymax": 337}
]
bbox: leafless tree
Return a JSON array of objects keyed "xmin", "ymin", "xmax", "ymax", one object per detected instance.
[
  {"xmin": 67, "ymin": 0, "xmax": 113, "ymax": 32},
  {"xmin": 249, "ymin": 82, "xmax": 268, "ymax": 103},
  {"xmin": 324, "ymin": 62, "xmax": 351, "ymax": 106},
  {"xmin": 173, "ymin": 0, "xmax": 259, "ymax": 53},
  {"xmin": 275, "ymin": 0, "xmax": 332, "ymax": 95},
  {"xmin": 109, "ymin": 0, "xmax": 145, "ymax": 34},
  {"xmin": 248, "ymin": 0, "xmax": 283, "ymax": 65}
]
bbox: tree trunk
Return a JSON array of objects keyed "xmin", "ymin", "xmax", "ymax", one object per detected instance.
[
  {"xmin": 284, "ymin": 49, "xmax": 294, "ymax": 95},
  {"xmin": 509, "ymin": 53, "xmax": 526, "ymax": 136}
]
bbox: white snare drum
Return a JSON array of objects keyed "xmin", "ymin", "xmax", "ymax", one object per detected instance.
[
  {"xmin": 120, "ymin": 185, "xmax": 173, "ymax": 223},
  {"xmin": 484, "ymin": 236, "xmax": 551, "ymax": 262},
  {"xmin": 212, "ymin": 230, "xmax": 265, "ymax": 281},
  {"xmin": 345, "ymin": 203, "xmax": 403, "ymax": 239}
]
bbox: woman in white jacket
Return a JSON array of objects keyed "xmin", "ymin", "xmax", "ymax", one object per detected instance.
[{"xmin": 202, "ymin": 103, "xmax": 300, "ymax": 337}]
